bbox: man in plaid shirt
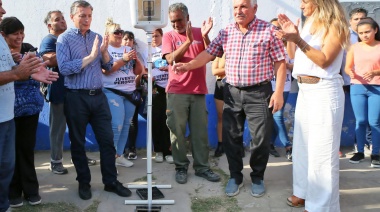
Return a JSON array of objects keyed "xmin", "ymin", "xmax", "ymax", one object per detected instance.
[{"xmin": 173, "ymin": 0, "xmax": 286, "ymax": 198}]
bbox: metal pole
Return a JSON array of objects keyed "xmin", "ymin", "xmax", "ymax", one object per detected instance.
[
  {"xmin": 146, "ymin": 31, "xmax": 153, "ymax": 209},
  {"xmin": 124, "ymin": 29, "xmax": 175, "ymax": 208}
]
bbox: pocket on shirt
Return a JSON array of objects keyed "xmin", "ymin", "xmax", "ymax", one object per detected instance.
[{"xmin": 251, "ymin": 40, "xmax": 269, "ymax": 59}]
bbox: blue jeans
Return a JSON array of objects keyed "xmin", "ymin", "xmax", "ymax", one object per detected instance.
[
  {"xmin": 350, "ymin": 84, "xmax": 380, "ymax": 155},
  {"xmin": 0, "ymin": 119, "xmax": 15, "ymax": 212},
  {"xmin": 272, "ymin": 92, "xmax": 292, "ymax": 148},
  {"xmin": 104, "ymin": 89, "xmax": 136, "ymax": 156}
]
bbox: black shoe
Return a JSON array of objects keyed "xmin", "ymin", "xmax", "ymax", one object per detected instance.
[
  {"xmin": 49, "ymin": 162, "xmax": 68, "ymax": 175},
  {"xmin": 286, "ymin": 148, "xmax": 292, "ymax": 161},
  {"xmin": 195, "ymin": 169, "xmax": 220, "ymax": 182},
  {"xmin": 370, "ymin": 155, "xmax": 380, "ymax": 168},
  {"xmin": 26, "ymin": 195, "xmax": 41, "ymax": 206},
  {"xmin": 269, "ymin": 144, "xmax": 280, "ymax": 157},
  {"xmin": 349, "ymin": 152, "xmax": 365, "ymax": 164},
  {"xmin": 78, "ymin": 183, "xmax": 92, "ymax": 200},
  {"xmin": 175, "ymin": 168, "xmax": 188, "ymax": 184},
  {"xmin": 9, "ymin": 197, "xmax": 23, "ymax": 208},
  {"xmin": 214, "ymin": 143, "xmax": 224, "ymax": 157},
  {"xmin": 104, "ymin": 181, "xmax": 131, "ymax": 197}
]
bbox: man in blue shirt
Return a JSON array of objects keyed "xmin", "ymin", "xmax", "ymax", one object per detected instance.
[
  {"xmin": 40, "ymin": 10, "xmax": 69, "ymax": 175},
  {"xmin": 56, "ymin": 0, "xmax": 130, "ymax": 200}
]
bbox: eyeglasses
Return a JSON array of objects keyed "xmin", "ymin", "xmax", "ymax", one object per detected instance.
[{"xmin": 113, "ymin": 29, "xmax": 124, "ymax": 35}]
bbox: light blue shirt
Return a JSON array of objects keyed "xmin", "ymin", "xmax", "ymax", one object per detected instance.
[
  {"xmin": 57, "ymin": 28, "xmax": 113, "ymax": 89},
  {"xmin": 0, "ymin": 36, "xmax": 16, "ymax": 122},
  {"xmin": 341, "ymin": 28, "xmax": 359, "ymax": 86}
]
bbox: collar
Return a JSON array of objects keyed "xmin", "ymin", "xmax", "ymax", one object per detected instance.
[
  {"xmin": 70, "ymin": 28, "xmax": 91, "ymax": 35},
  {"xmin": 350, "ymin": 28, "xmax": 357, "ymax": 36}
]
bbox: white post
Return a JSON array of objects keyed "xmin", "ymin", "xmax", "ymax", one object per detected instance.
[
  {"xmin": 126, "ymin": 1, "xmax": 174, "ymax": 208},
  {"xmin": 146, "ymin": 31, "xmax": 153, "ymax": 208},
  {"xmin": 124, "ymin": 29, "xmax": 174, "ymax": 209}
]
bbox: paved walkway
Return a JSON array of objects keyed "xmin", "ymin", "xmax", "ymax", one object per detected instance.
[{"xmin": 29, "ymin": 147, "xmax": 380, "ymax": 212}]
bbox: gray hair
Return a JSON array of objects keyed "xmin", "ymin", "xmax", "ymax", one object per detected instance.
[
  {"xmin": 44, "ymin": 10, "xmax": 63, "ymax": 25},
  {"xmin": 70, "ymin": 0, "xmax": 93, "ymax": 16},
  {"xmin": 168, "ymin": 3, "xmax": 188, "ymax": 17}
]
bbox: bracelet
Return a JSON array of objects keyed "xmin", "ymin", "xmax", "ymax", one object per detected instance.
[
  {"xmin": 122, "ymin": 57, "xmax": 128, "ymax": 63},
  {"xmin": 301, "ymin": 42, "xmax": 309, "ymax": 52},
  {"xmin": 296, "ymin": 37, "xmax": 302, "ymax": 45}
]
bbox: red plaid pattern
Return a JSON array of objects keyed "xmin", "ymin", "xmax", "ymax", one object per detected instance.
[{"xmin": 207, "ymin": 17, "xmax": 285, "ymax": 87}]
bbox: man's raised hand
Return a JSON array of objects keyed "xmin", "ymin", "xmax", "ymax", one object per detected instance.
[
  {"xmin": 201, "ymin": 17, "xmax": 213, "ymax": 37},
  {"xmin": 90, "ymin": 35, "xmax": 100, "ymax": 58}
]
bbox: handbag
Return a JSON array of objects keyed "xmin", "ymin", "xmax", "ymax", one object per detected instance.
[{"xmin": 105, "ymin": 88, "xmax": 142, "ymax": 106}]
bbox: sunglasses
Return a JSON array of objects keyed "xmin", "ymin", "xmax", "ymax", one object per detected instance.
[{"xmin": 113, "ymin": 29, "xmax": 124, "ymax": 35}]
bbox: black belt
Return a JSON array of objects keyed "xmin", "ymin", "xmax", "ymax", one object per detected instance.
[
  {"xmin": 67, "ymin": 89, "xmax": 103, "ymax": 95},
  {"xmin": 235, "ymin": 80, "xmax": 270, "ymax": 90}
]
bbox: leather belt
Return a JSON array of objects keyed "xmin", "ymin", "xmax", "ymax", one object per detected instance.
[
  {"xmin": 67, "ymin": 89, "xmax": 103, "ymax": 96},
  {"xmin": 236, "ymin": 80, "xmax": 270, "ymax": 90},
  {"xmin": 297, "ymin": 76, "xmax": 320, "ymax": 84}
]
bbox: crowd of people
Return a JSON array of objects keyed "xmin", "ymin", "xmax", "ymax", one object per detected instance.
[{"xmin": 0, "ymin": 0, "xmax": 379, "ymax": 212}]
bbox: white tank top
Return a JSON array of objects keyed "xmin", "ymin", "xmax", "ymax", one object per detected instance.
[{"xmin": 292, "ymin": 21, "xmax": 344, "ymax": 79}]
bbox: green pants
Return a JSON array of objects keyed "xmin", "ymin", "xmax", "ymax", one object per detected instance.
[{"xmin": 166, "ymin": 94, "xmax": 210, "ymax": 173}]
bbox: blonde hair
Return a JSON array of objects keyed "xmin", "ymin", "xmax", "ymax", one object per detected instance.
[
  {"xmin": 309, "ymin": 0, "xmax": 350, "ymax": 48},
  {"xmin": 105, "ymin": 18, "xmax": 120, "ymax": 34}
]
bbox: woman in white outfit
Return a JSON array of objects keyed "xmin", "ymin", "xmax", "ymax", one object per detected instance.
[{"xmin": 277, "ymin": 0, "xmax": 349, "ymax": 211}]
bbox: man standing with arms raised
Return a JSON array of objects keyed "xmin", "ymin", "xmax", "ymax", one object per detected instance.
[
  {"xmin": 162, "ymin": 2, "xmax": 220, "ymax": 184},
  {"xmin": 173, "ymin": 0, "xmax": 286, "ymax": 197},
  {"xmin": 56, "ymin": 0, "xmax": 130, "ymax": 200}
]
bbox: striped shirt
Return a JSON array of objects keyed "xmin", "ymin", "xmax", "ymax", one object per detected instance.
[
  {"xmin": 206, "ymin": 17, "xmax": 285, "ymax": 87},
  {"xmin": 57, "ymin": 28, "xmax": 113, "ymax": 89}
]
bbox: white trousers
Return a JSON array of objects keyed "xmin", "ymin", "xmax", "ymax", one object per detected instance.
[{"xmin": 293, "ymin": 77, "xmax": 344, "ymax": 212}]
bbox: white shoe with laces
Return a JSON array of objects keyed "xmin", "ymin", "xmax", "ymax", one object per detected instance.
[
  {"xmin": 155, "ymin": 152, "xmax": 164, "ymax": 163},
  {"xmin": 165, "ymin": 155, "xmax": 174, "ymax": 164},
  {"xmin": 116, "ymin": 156, "xmax": 134, "ymax": 167}
]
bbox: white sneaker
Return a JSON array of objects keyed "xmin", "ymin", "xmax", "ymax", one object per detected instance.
[
  {"xmin": 116, "ymin": 156, "xmax": 134, "ymax": 167},
  {"xmin": 165, "ymin": 155, "xmax": 174, "ymax": 164},
  {"xmin": 155, "ymin": 152, "xmax": 164, "ymax": 163}
]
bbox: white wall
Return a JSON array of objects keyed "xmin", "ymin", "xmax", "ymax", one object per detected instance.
[{"xmin": 2, "ymin": 0, "xmax": 301, "ymax": 93}]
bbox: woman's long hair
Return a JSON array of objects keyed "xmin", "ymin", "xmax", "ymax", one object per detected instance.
[{"xmin": 309, "ymin": 0, "xmax": 350, "ymax": 49}]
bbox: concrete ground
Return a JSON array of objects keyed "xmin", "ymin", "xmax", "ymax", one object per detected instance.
[{"xmin": 17, "ymin": 147, "xmax": 380, "ymax": 211}]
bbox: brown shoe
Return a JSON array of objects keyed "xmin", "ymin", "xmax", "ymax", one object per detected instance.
[{"xmin": 286, "ymin": 195, "xmax": 305, "ymax": 208}]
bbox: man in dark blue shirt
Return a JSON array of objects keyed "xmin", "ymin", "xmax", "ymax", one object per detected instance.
[
  {"xmin": 40, "ymin": 10, "xmax": 69, "ymax": 175},
  {"xmin": 56, "ymin": 0, "xmax": 131, "ymax": 200}
]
